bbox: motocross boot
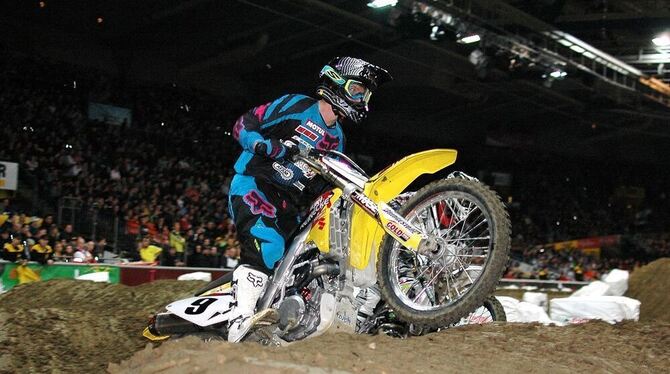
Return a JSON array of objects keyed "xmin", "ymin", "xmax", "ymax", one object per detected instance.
[{"xmin": 227, "ymin": 265, "xmax": 268, "ymax": 342}]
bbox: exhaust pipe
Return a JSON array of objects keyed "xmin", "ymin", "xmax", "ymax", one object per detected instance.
[
  {"xmin": 150, "ymin": 313, "xmax": 203, "ymax": 336},
  {"xmin": 311, "ymin": 263, "xmax": 340, "ymax": 278}
]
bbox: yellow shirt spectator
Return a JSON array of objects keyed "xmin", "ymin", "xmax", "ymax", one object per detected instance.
[
  {"xmin": 169, "ymin": 231, "xmax": 186, "ymax": 253},
  {"xmin": 140, "ymin": 244, "xmax": 163, "ymax": 263},
  {"xmin": 31, "ymin": 242, "xmax": 54, "ymax": 264},
  {"xmin": 3, "ymin": 242, "xmax": 24, "ymax": 262},
  {"xmin": 31, "ymin": 243, "xmax": 53, "ymax": 254}
]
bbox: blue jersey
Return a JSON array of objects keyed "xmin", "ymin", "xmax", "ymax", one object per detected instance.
[{"xmin": 232, "ymin": 94, "xmax": 345, "ymax": 198}]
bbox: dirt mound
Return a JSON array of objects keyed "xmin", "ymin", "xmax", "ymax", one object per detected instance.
[
  {"xmin": 110, "ymin": 322, "xmax": 670, "ymax": 374},
  {"xmin": 2, "ymin": 279, "xmax": 669, "ymax": 373},
  {"xmin": 627, "ymin": 257, "xmax": 670, "ymax": 322},
  {"xmin": 0, "ymin": 279, "xmax": 203, "ymax": 373}
]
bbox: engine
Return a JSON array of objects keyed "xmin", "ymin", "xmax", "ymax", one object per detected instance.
[{"xmin": 277, "ymin": 259, "xmax": 340, "ymax": 342}]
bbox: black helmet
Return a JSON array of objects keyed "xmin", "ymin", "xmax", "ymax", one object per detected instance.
[{"xmin": 316, "ymin": 57, "xmax": 392, "ymax": 124}]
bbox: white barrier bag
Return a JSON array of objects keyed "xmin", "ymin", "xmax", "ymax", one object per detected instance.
[
  {"xmin": 75, "ymin": 271, "xmax": 110, "ymax": 283},
  {"xmin": 517, "ymin": 301, "xmax": 554, "ymax": 324},
  {"xmin": 522, "ymin": 292, "xmax": 549, "ymax": 312},
  {"xmin": 601, "ymin": 269, "xmax": 629, "ymax": 296},
  {"xmin": 177, "ymin": 271, "xmax": 212, "ymax": 282},
  {"xmin": 550, "ymin": 296, "xmax": 640, "ymax": 324},
  {"xmin": 496, "ymin": 296, "xmax": 522, "ymax": 322},
  {"xmin": 496, "ymin": 296, "xmax": 553, "ymax": 324},
  {"xmin": 570, "ymin": 280, "xmax": 610, "ymax": 297}
]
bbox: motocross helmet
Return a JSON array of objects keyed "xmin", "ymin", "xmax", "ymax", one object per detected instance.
[{"xmin": 316, "ymin": 56, "xmax": 392, "ymax": 124}]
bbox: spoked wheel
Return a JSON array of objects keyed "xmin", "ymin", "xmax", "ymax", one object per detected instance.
[
  {"xmin": 452, "ymin": 295, "xmax": 507, "ymax": 326},
  {"xmin": 377, "ymin": 178, "xmax": 510, "ymax": 328}
]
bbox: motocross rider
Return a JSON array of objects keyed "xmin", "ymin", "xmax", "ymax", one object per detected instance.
[{"xmin": 227, "ymin": 57, "xmax": 392, "ymax": 342}]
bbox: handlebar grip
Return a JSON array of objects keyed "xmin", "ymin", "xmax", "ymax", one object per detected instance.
[{"xmin": 308, "ymin": 148, "xmax": 324, "ymax": 158}]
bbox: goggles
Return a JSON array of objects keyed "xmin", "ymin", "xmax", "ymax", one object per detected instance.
[{"xmin": 321, "ymin": 65, "xmax": 372, "ymax": 105}]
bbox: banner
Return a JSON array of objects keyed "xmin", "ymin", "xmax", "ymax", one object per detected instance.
[
  {"xmin": 88, "ymin": 102, "xmax": 132, "ymax": 126},
  {"xmin": 550, "ymin": 235, "xmax": 620, "ymax": 251},
  {"xmin": 0, "ymin": 262, "xmax": 120, "ymax": 292},
  {"xmin": 0, "ymin": 161, "xmax": 18, "ymax": 191}
]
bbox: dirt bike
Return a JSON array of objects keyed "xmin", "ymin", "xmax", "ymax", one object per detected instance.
[{"xmin": 143, "ymin": 148, "xmax": 511, "ymax": 345}]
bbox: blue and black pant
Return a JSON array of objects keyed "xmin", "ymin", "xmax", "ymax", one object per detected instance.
[{"xmin": 229, "ymin": 174, "xmax": 300, "ymax": 274}]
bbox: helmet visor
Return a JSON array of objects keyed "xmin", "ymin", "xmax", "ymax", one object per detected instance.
[{"xmin": 344, "ymin": 80, "xmax": 372, "ymax": 105}]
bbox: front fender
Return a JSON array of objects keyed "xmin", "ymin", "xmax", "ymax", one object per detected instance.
[
  {"xmin": 366, "ymin": 149, "xmax": 458, "ymax": 202},
  {"xmin": 349, "ymin": 149, "xmax": 458, "ymax": 269}
]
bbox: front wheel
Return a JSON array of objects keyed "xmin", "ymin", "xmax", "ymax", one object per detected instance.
[{"xmin": 377, "ymin": 178, "xmax": 510, "ymax": 328}]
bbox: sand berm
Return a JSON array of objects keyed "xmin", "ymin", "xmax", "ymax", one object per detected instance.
[{"xmin": 0, "ymin": 258, "xmax": 668, "ymax": 373}]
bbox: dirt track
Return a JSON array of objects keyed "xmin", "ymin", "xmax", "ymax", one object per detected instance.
[
  {"xmin": 0, "ymin": 279, "xmax": 202, "ymax": 373},
  {"xmin": 1, "ymin": 273, "xmax": 669, "ymax": 373},
  {"xmin": 110, "ymin": 322, "xmax": 670, "ymax": 374}
]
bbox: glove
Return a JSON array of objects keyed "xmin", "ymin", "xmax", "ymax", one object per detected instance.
[
  {"xmin": 283, "ymin": 141, "xmax": 301, "ymax": 160},
  {"xmin": 254, "ymin": 139, "xmax": 285, "ymax": 159},
  {"xmin": 253, "ymin": 139, "xmax": 300, "ymax": 160}
]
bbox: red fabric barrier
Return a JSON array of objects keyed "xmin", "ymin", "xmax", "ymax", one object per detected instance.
[{"xmin": 118, "ymin": 265, "xmax": 229, "ymax": 286}]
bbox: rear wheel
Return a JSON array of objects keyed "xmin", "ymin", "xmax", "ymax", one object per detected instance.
[
  {"xmin": 453, "ymin": 295, "xmax": 507, "ymax": 326},
  {"xmin": 377, "ymin": 178, "xmax": 510, "ymax": 328}
]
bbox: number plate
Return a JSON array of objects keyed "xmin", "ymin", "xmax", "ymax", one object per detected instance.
[{"xmin": 166, "ymin": 295, "xmax": 234, "ymax": 327}]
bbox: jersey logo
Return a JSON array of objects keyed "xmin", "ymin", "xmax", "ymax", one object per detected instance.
[
  {"xmin": 243, "ymin": 191, "xmax": 277, "ymax": 218},
  {"xmin": 317, "ymin": 133, "xmax": 340, "ymax": 150},
  {"xmin": 272, "ymin": 162, "xmax": 294, "ymax": 180},
  {"xmin": 304, "ymin": 120, "xmax": 326, "ymax": 136},
  {"xmin": 296, "ymin": 125, "xmax": 319, "ymax": 142}
]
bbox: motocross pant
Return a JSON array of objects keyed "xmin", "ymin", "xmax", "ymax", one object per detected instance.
[{"xmin": 229, "ymin": 174, "xmax": 300, "ymax": 274}]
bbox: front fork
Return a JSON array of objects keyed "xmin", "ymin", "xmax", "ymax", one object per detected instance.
[{"xmin": 348, "ymin": 191, "xmax": 435, "ymax": 254}]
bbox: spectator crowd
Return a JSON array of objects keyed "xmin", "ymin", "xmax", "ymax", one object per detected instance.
[{"xmin": 1, "ymin": 49, "xmax": 669, "ymax": 278}]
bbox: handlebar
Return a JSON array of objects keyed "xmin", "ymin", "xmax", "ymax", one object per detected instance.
[{"xmin": 295, "ymin": 147, "xmax": 369, "ymax": 179}]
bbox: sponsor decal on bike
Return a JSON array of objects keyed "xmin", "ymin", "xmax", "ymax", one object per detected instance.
[
  {"xmin": 336, "ymin": 311, "xmax": 353, "ymax": 326},
  {"xmin": 351, "ymin": 192, "xmax": 378, "ymax": 217},
  {"xmin": 299, "ymin": 191, "xmax": 334, "ymax": 231},
  {"xmin": 382, "ymin": 205, "xmax": 417, "ymax": 234},
  {"xmin": 272, "ymin": 162, "xmax": 294, "ymax": 180},
  {"xmin": 386, "ymin": 221, "xmax": 410, "ymax": 241},
  {"xmin": 313, "ymin": 216, "xmax": 326, "ymax": 230},
  {"xmin": 294, "ymin": 160, "xmax": 316, "ymax": 179},
  {"xmin": 296, "ymin": 125, "xmax": 319, "ymax": 142}
]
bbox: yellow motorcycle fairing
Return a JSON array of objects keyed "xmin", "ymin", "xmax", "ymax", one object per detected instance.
[
  {"xmin": 349, "ymin": 149, "xmax": 458, "ymax": 269},
  {"xmin": 305, "ymin": 189, "xmax": 343, "ymax": 254}
]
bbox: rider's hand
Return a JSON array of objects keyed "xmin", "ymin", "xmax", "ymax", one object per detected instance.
[
  {"xmin": 283, "ymin": 141, "xmax": 301, "ymax": 160},
  {"xmin": 253, "ymin": 139, "xmax": 291, "ymax": 160}
]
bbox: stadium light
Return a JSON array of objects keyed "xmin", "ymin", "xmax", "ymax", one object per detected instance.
[
  {"xmin": 546, "ymin": 31, "xmax": 642, "ymax": 76},
  {"xmin": 652, "ymin": 33, "xmax": 670, "ymax": 47},
  {"xmin": 367, "ymin": 0, "xmax": 397, "ymax": 9},
  {"xmin": 458, "ymin": 34, "xmax": 481, "ymax": 44},
  {"xmin": 549, "ymin": 70, "xmax": 567, "ymax": 79},
  {"xmin": 430, "ymin": 25, "xmax": 445, "ymax": 41}
]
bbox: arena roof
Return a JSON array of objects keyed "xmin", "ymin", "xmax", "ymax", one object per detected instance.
[{"xmin": 2, "ymin": 0, "xmax": 669, "ymax": 163}]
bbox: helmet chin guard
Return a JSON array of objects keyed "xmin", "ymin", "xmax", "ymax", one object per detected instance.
[
  {"xmin": 316, "ymin": 85, "xmax": 367, "ymax": 124},
  {"xmin": 316, "ymin": 57, "xmax": 392, "ymax": 125}
]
